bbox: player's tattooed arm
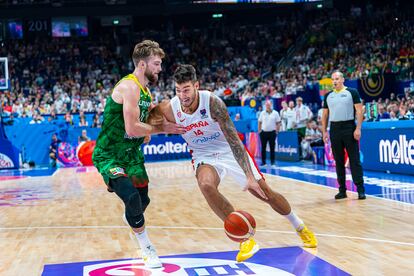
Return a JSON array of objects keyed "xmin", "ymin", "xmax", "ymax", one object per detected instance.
[{"xmin": 210, "ymin": 95, "xmax": 255, "ymax": 179}]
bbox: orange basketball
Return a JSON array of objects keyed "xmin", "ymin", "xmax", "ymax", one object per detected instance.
[
  {"xmin": 224, "ymin": 210, "xmax": 256, "ymax": 242},
  {"xmin": 77, "ymin": 141, "xmax": 96, "ymax": 166}
]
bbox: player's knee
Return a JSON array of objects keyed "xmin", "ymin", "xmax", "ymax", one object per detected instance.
[
  {"xmin": 125, "ymin": 192, "xmax": 146, "ymax": 228},
  {"xmin": 127, "ymin": 192, "xmax": 143, "ymax": 213},
  {"xmin": 198, "ymin": 179, "xmax": 217, "ymax": 195},
  {"xmin": 125, "ymin": 211, "xmax": 145, "ymax": 228}
]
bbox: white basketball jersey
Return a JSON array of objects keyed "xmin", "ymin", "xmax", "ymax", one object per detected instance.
[{"xmin": 170, "ymin": 90, "xmax": 232, "ymax": 158}]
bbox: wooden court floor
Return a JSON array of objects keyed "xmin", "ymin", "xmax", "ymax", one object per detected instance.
[{"xmin": 0, "ymin": 161, "xmax": 413, "ymax": 275}]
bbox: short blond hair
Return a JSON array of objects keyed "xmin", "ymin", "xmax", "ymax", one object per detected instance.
[{"xmin": 132, "ymin": 40, "xmax": 165, "ymax": 67}]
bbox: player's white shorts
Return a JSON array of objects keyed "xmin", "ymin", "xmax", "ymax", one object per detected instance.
[{"xmin": 192, "ymin": 151, "xmax": 264, "ymax": 188}]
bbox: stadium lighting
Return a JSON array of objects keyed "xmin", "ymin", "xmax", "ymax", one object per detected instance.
[{"xmin": 212, "ymin": 14, "xmax": 223, "ymax": 19}]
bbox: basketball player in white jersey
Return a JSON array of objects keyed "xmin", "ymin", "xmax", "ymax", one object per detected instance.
[{"xmin": 153, "ymin": 64, "xmax": 317, "ymax": 262}]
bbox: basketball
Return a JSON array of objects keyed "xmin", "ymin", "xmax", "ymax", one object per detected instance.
[
  {"xmin": 77, "ymin": 141, "xmax": 96, "ymax": 166},
  {"xmin": 224, "ymin": 210, "xmax": 256, "ymax": 242}
]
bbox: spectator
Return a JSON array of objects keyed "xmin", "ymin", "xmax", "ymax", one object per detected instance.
[
  {"xmin": 29, "ymin": 113, "xmax": 44, "ymax": 124},
  {"xmin": 92, "ymin": 113, "xmax": 102, "ymax": 128},
  {"xmin": 64, "ymin": 112, "xmax": 73, "ymax": 126},
  {"xmin": 3, "ymin": 113, "xmax": 18, "ymax": 125},
  {"xmin": 78, "ymin": 129, "xmax": 91, "ymax": 144},
  {"xmin": 377, "ymin": 104, "xmax": 390, "ymax": 121},
  {"xmin": 295, "ymin": 97, "xmax": 313, "ymax": 138},
  {"xmin": 399, "ymin": 106, "xmax": 410, "ymax": 120},
  {"xmin": 79, "ymin": 115, "xmax": 89, "ymax": 127},
  {"xmin": 234, "ymin": 113, "xmax": 241, "ymax": 122},
  {"xmin": 301, "ymin": 120, "xmax": 323, "ymax": 159},
  {"xmin": 279, "ymin": 101, "xmax": 288, "ymax": 131},
  {"xmin": 286, "ymin": 100, "xmax": 297, "ymax": 130},
  {"xmin": 49, "ymin": 133, "xmax": 61, "ymax": 168}
]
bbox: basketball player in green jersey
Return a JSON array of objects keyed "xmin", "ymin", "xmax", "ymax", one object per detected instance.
[{"xmin": 92, "ymin": 40, "xmax": 185, "ymax": 268}]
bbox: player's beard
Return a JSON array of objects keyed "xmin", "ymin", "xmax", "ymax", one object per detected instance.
[{"xmin": 145, "ymin": 68, "xmax": 158, "ymax": 84}]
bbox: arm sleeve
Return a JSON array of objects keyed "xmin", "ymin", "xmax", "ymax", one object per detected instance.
[
  {"xmin": 323, "ymin": 92, "xmax": 331, "ymax": 109},
  {"xmin": 349, "ymin": 88, "xmax": 362, "ymax": 104}
]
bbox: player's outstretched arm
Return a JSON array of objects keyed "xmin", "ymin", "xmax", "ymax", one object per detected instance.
[
  {"xmin": 121, "ymin": 85, "xmax": 185, "ymax": 137},
  {"xmin": 210, "ymin": 95, "xmax": 255, "ymax": 179},
  {"xmin": 210, "ymin": 95, "xmax": 267, "ymax": 199},
  {"xmin": 147, "ymin": 101, "xmax": 176, "ymax": 124}
]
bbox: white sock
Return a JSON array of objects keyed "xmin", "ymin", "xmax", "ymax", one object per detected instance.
[
  {"xmin": 134, "ymin": 228, "xmax": 152, "ymax": 250},
  {"xmin": 284, "ymin": 211, "xmax": 304, "ymax": 231}
]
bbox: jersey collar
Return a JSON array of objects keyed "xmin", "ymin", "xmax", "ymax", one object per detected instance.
[
  {"xmin": 333, "ymin": 86, "xmax": 347, "ymax": 93},
  {"xmin": 129, "ymin": 74, "xmax": 151, "ymax": 97}
]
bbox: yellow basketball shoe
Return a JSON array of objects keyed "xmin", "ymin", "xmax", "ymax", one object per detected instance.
[
  {"xmin": 297, "ymin": 224, "xmax": 318, "ymax": 248},
  {"xmin": 236, "ymin": 237, "xmax": 260, "ymax": 262}
]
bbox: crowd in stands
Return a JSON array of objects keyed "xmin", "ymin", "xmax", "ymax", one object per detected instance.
[
  {"xmin": 364, "ymin": 91, "xmax": 414, "ymax": 121},
  {"xmin": 0, "ymin": 4, "xmax": 413, "ymax": 127},
  {"xmin": 0, "ymin": 14, "xmax": 307, "ymax": 123},
  {"xmin": 242, "ymin": 5, "xmax": 413, "ymax": 100}
]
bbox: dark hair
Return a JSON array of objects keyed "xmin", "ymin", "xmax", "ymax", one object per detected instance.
[
  {"xmin": 173, "ymin": 64, "xmax": 198, "ymax": 84},
  {"xmin": 132, "ymin": 40, "xmax": 165, "ymax": 67}
]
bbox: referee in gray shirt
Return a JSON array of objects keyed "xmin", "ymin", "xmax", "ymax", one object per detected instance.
[{"xmin": 322, "ymin": 71, "xmax": 366, "ymax": 200}]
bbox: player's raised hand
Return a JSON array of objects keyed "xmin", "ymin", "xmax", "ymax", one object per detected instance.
[
  {"xmin": 244, "ymin": 178, "xmax": 268, "ymax": 200},
  {"xmin": 161, "ymin": 120, "xmax": 186, "ymax": 134}
]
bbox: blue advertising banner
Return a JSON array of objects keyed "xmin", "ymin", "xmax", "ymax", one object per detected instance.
[
  {"xmin": 360, "ymin": 126, "xmax": 414, "ymax": 175},
  {"xmin": 4, "ymin": 123, "xmax": 100, "ymax": 166},
  {"xmin": 0, "ymin": 122, "xmax": 20, "ymax": 169},
  {"xmin": 142, "ymin": 135, "xmax": 191, "ymax": 162},
  {"xmin": 0, "ymin": 139, "xmax": 20, "ymax": 169},
  {"xmin": 275, "ymin": 131, "xmax": 300, "ymax": 162}
]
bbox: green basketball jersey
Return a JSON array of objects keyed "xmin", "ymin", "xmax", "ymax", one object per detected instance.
[{"xmin": 93, "ymin": 74, "xmax": 152, "ymax": 164}]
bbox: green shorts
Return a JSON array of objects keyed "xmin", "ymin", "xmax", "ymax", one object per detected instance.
[
  {"xmin": 96, "ymin": 161, "xmax": 149, "ymax": 188},
  {"xmin": 92, "ymin": 146, "xmax": 149, "ymax": 188},
  {"xmin": 92, "ymin": 147, "xmax": 149, "ymax": 188},
  {"xmin": 93, "ymin": 148, "xmax": 149, "ymax": 188}
]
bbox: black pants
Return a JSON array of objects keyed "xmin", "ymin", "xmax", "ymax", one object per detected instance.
[
  {"xmin": 260, "ymin": 130, "xmax": 276, "ymax": 165},
  {"xmin": 330, "ymin": 121, "xmax": 365, "ymax": 193}
]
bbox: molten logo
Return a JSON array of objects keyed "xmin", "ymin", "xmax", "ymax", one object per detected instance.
[
  {"xmin": 143, "ymin": 142, "xmax": 189, "ymax": 155},
  {"xmin": 379, "ymin": 135, "xmax": 414, "ymax": 165}
]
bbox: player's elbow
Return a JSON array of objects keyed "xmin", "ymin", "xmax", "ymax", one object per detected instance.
[{"xmin": 125, "ymin": 123, "xmax": 137, "ymax": 137}]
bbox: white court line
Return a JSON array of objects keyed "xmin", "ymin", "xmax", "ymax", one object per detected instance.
[
  {"xmin": 1, "ymin": 225, "xmax": 413, "ymax": 247},
  {"xmin": 269, "ymin": 174, "xmax": 414, "ymax": 206},
  {"xmin": 52, "ymin": 168, "xmax": 60, "ymax": 176}
]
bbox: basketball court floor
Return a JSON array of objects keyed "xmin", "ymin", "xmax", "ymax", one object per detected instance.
[{"xmin": 1, "ymin": 160, "xmax": 413, "ymax": 275}]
